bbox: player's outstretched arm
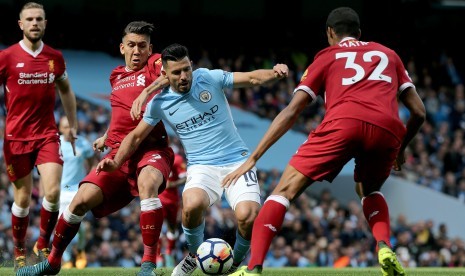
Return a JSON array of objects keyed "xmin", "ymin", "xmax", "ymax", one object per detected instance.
[
  {"xmin": 131, "ymin": 75, "xmax": 169, "ymax": 121},
  {"xmin": 95, "ymin": 120, "xmax": 154, "ymax": 174},
  {"xmin": 232, "ymin": 63, "xmax": 289, "ymax": 88},
  {"xmin": 222, "ymin": 91, "xmax": 311, "ymax": 187}
]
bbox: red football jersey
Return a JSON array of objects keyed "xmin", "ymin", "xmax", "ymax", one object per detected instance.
[
  {"xmin": 106, "ymin": 53, "xmax": 168, "ymax": 149},
  {"xmin": 296, "ymin": 38, "xmax": 413, "ymax": 139},
  {"xmin": 160, "ymin": 153, "xmax": 187, "ymax": 202},
  {"xmin": 0, "ymin": 41, "xmax": 66, "ymax": 140}
]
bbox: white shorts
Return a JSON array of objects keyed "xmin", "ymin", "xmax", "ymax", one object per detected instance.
[
  {"xmin": 183, "ymin": 162, "xmax": 261, "ymax": 210},
  {"xmin": 59, "ymin": 190, "xmax": 77, "ymax": 216}
]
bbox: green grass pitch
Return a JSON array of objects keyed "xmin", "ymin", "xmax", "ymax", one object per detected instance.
[{"xmin": 2, "ymin": 267, "xmax": 465, "ymax": 275}]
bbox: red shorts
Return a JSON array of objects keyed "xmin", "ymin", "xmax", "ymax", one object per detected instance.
[
  {"xmin": 3, "ymin": 136, "xmax": 62, "ymax": 181},
  {"xmin": 81, "ymin": 146, "xmax": 174, "ymax": 218},
  {"xmin": 159, "ymin": 188, "xmax": 180, "ymax": 225},
  {"xmin": 289, "ymin": 119, "xmax": 401, "ymax": 184}
]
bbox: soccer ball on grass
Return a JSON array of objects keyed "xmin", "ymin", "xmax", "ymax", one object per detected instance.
[{"xmin": 196, "ymin": 238, "xmax": 234, "ymax": 275}]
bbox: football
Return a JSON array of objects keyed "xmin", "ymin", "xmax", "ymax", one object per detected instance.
[{"xmin": 196, "ymin": 238, "xmax": 234, "ymax": 275}]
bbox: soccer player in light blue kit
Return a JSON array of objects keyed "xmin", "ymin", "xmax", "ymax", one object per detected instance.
[
  {"xmin": 97, "ymin": 43, "xmax": 289, "ymax": 276},
  {"xmin": 56, "ymin": 116, "xmax": 96, "ymax": 269}
]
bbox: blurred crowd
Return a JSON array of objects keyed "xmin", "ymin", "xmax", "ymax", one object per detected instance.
[{"xmin": 0, "ymin": 47, "xmax": 465, "ymax": 269}]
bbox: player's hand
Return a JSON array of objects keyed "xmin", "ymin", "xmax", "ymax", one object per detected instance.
[
  {"xmin": 393, "ymin": 150, "xmax": 406, "ymax": 171},
  {"xmin": 93, "ymin": 136, "xmax": 107, "ymax": 152},
  {"xmin": 68, "ymin": 127, "xmax": 78, "ymax": 156},
  {"xmin": 222, "ymin": 158, "xmax": 256, "ymax": 188},
  {"xmin": 131, "ymin": 91, "xmax": 149, "ymax": 121},
  {"xmin": 273, "ymin": 64, "xmax": 289, "ymax": 79},
  {"xmin": 95, "ymin": 158, "xmax": 118, "ymax": 175}
]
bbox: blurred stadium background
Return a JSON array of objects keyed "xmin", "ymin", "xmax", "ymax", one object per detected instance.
[{"xmin": 1, "ymin": 0, "xmax": 465, "ymax": 272}]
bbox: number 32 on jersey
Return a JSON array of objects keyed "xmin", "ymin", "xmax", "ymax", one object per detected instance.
[{"xmin": 336, "ymin": 51, "xmax": 392, "ymax": 85}]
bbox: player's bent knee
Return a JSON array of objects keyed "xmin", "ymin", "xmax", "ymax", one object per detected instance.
[
  {"xmin": 44, "ymin": 190, "xmax": 60, "ymax": 203},
  {"xmin": 183, "ymin": 193, "xmax": 209, "ymax": 212},
  {"xmin": 69, "ymin": 194, "xmax": 99, "ymax": 216},
  {"xmin": 235, "ymin": 202, "xmax": 259, "ymax": 227},
  {"xmin": 70, "ymin": 202, "xmax": 90, "ymax": 216},
  {"xmin": 182, "ymin": 203, "xmax": 204, "ymax": 217}
]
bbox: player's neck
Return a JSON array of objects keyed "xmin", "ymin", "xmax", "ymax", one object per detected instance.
[{"xmin": 22, "ymin": 38, "xmax": 43, "ymax": 52}]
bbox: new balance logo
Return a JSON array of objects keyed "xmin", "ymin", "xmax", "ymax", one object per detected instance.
[
  {"xmin": 148, "ymin": 154, "xmax": 161, "ymax": 163},
  {"xmin": 264, "ymin": 224, "xmax": 277, "ymax": 232},
  {"xmin": 368, "ymin": 210, "xmax": 379, "ymax": 220},
  {"xmin": 16, "ymin": 63, "xmax": 24, "ymax": 67}
]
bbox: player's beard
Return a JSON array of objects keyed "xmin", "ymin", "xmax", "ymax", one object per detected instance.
[{"xmin": 25, "ymin": 31, "xmax": 44, "ymax": 43}]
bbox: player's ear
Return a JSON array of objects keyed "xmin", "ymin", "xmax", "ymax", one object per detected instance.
[
  {"xmin": 119, "ymin": 43, "xmax": 124, "ymax": 55},
  {"xmin": 328, "ymin": 27, "xmax": 334, "ymax": 38}
]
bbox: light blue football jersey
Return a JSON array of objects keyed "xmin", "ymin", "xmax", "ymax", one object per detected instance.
[
  {"xmin": 144, "ymin": 68, "xmax": 249, "ymax": 166},
  {"xmin": 60, "ymin": 135, "xmax": 94, "ymax": 192}
]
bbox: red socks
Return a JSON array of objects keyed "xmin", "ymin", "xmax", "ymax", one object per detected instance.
[
  {"xmin": 362, "ymin": 192, "xmax": 391, "ymax": 250},
  {"xmin": 248, "ymin": 199, "xmax": 287, "ymax": 270},
  {"xmin": 48, "ymin": 216, "xmax": 81, "ymax": 268},
  {"xmin": 140, "ymin": 209, "xmax": 164, "ymax": 264},
  {"xmin": 12, "ymin": 214, "xmax": 29, "ymax": 257},
  {"xmin": 37, "ymin": 207, "xmax": 59, "ymax": 250},
  {"xmin": 166, "ymin": 235, "xmax": 176, "ymax": 255}
]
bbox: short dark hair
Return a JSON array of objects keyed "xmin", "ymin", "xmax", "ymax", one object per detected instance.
[
  {"xmin": 161, "ymin": 43, "xmax": 189, "ymax": 66},
  {"xmin": 122, "ymin": 21, "xmax": 154, "ymax": 39},
  {"xmin": 20, "ymin": 2, "xmax": 45, "ymax": 18},
  {"xmin": 326, "ymin": 7, "xmax": 360, "ymax": 38}
]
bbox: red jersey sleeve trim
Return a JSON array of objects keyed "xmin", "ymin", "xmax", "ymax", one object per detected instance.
[
  {"xmin": 293, "ymin": 85, "xmax": 317, "ymax": 103},
  {"xmin": 398, "ymin": 82, "xmax": 415, "ymax": 97}
]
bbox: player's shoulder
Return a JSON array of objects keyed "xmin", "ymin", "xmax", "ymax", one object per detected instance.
[
  {"xmin": 312, "ymin": 46, "xmax": 335, "ymax": 62},
  {"xmin": 111, "ymin": 65, "xmax": 127, "ymax": 74},
  {"xmin": 0, "ymin": 48, "xmax": 6, "ymax": 60},
  {"xmin": 5, "ymin": 43, "xmax": 21, "ymax": 51},
  {"xmin": 194, "ymin": 67, "xmax": 210, "ymax": 76},
  {"xmin": 194, "ymin": 67, "xmax": 223, "ymax": 82},
  {"xmin": 148, "ymin": 53, "xmax": 162, "ymax": 64},
  {"xmin": 42, "ymin": 43, "xmax": 64, "ymax": 58},
  {"xmin": 109, "ymin": 65, "xmax": 127, "ymax": 80},
  {"xmin": 366, "ymin": 41, "xmax": 401, "ymax": 61},
  {"xmin": 365, "ymin": 41, "xmax": 393, "ymax": 51},
  {"xmin": 0, "ymin": 43, "xmax": 20, "ymax": 55}
]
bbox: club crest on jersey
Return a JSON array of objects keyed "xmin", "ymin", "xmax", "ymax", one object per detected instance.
[
  {"xmin": 199, "ymin": 91, "xmax": 212, "ymax": 103},
  {"xmin": 301, "ymin": 69, "xmax": 308, "ymax": 82},
  {"xmin": 48, "ymin": 60, "xmax": 55, "ymax": 72},
  {"xmin": 7, "ymin": 164, "xmax": 15, "ymax": 177}
]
